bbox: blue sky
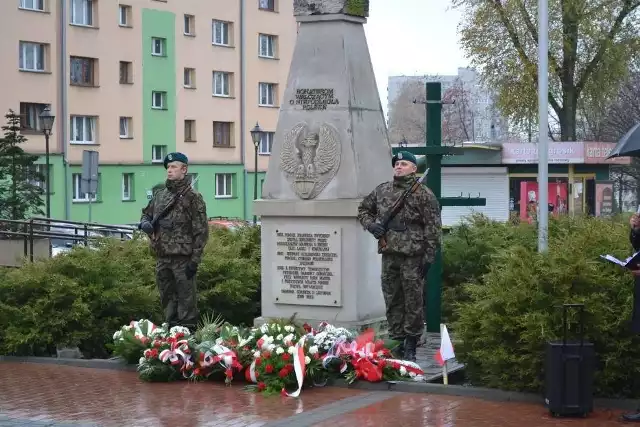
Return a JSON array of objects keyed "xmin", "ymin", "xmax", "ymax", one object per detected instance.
[{"xmin": 363, "ymin": 0, "xmax": 468, "ymax": 115}]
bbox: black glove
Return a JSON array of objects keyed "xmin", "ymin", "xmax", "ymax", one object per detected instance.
[
  {"xmin": 367, "ymin": 222, "xmax": 386, "ymax": 239},
  {"xmin": 139, "ymin": 220, "xmax": 154, "ymax": 235},
  {"xmin": 185, "ymin": 262, "xmax": 198, "ymax": 279}
]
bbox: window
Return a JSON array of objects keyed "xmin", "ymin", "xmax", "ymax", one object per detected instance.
[
  {"xmin": 215, "ymin": 173, "xmax": 233, "ymax": 198},
  {"xmin": 20, "ymin": 0, "xmax": 45, "ymax": 11},
  {"xmin": 72, "ymin": 173, "xmax": 97, "ymax": 201},
  {"xmin": 151, "ymin": 145, "xmax": 166, "ymax": 163},
  {"xmin": 183, "ymin": 68, "xmax": 195, "ymax": 88},
  {"xmin": 259, "ymin": 131, "xmax": 274, "ymax": 155},
  {"xmin": 119, "ymin": 5, "xmax": 131, "ymax": 26},
  {"xmin": 70, "ymin": 116, "xmax": 96, "ymax": 144},
  {"xmin": 151, "ymin": 91, "xmax": 166, "ymax": 109},
  {"xmin": 213, "ymin": 121, "xmax": 232, "ymax": 147},
  {"xmin": 151, "ymin": 37, "xmax": 166, "ymax": 56},
  {"xmin": 70, "ymin": 0, "xmax": 93, "ymax": 26},
  {"xmin": 259, "ymin": 0, "xmax": 275, "ymax": 11},
  {"xmin": 122, "ymin": 173, "xmax": 133, "ymax": 201},
  {"xmin": 259, "ymin": 82, "xmax": 276, "ymax": 106},
  {"xmin": 70, "ymin": 56, "xmax": 96, "ymax": 86},
  {"xmin": 119, "ymin": 117, "xmax": 131, "ymax": 138},
  {"xmin": 119, "ymin": 61, "xmax": 132, "ymax": 84},
  {"xmin": 212, "ymin": 20, "xmax": 230, "ymax": 46},
  {"xmin": 19, "ymin": 41, "xmax": 45, "ymax": 72},
  {"xmin": 186, "ymin": 173, "xmax": 198, "ymax": 190},
  {"xmin": 213, "ymin": 71, "xmax": 230, "ymax": 96},
  {"xmin": 19, "ymin": 102, "xmax": 49, "ymax": 132},
  {"xmin": 184, "ymin": 14, "xmax": 194, "ymax": 35},
  {"xmin": 259, "ymin": 34, "xmax": 276, "ymax": 58},
  {"xmin": 29, "ymin": 164, "xmax": 49, "ymax": 190},
  {"xmin": 184, "ymin": 120, "xmax": 195, "ymax": 142}
]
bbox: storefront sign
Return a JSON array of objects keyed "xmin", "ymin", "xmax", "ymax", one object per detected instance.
[
  {"xmin": 501, "ymin": 142, "xmax": 584, "ymax": 164},
  {"xmin": 584, "ymin": 142, "xmax": 631, "ymax": 164}
]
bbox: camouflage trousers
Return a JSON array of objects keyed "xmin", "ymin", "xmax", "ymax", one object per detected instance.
[
  {"xmin": 381, "ymin": 253, "xmax": 426, "ymax": 340},
  {"xmin": 156, "ymin": 256, "xmax": 199, "ymax": 330}
]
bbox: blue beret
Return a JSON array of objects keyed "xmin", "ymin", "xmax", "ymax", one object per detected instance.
[
  {"xmin": 164, "ymin": 152, "xmax": 188, "ymax": 169},
  {"xmin": 392, "ymin": 150, "xmax": 417, "ymax": 167}
]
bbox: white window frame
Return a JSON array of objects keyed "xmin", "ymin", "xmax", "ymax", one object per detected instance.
[
  {"xmin": 258, "ymin": 131, "xmax": 274, "ymax": 155},
  {"xmin": 259, "ymin": 82, "xmax": 275, "ymax": 106},
  {"xmin": 122, "ymin": 173, "xmax": 133, "ymax": 201},
  {"xmin": 70, "ymin": 0, "xmax": 93, "ymax": 26},
  {"xmin": 19, "ymin": 41, "xmax": 45, "ymax": 72},
  {"xmin": 259, "ymin": 34, "xmax": 275, "ymax": 58},
  {"xmin": 184, "ymin": 14, "xmax": 194, "ymax": 35},
  {"xmin": 212, "ymin": 20, "xmax": 230, "ymax": 46},
  {"xmin": 151, "ymin": 145, "xmax": 165, "ymax": 163},
  {"xmin": 151, "ymin": 37, "xmax": 165, "ymax": 56},
  {"xmin": 70, "ymin": 115, "xmax": 96, "ymax": 144},
  {"xmin": 213, "ymin": 71, "xmax": 230, "ymax": 97},
  {"xmin": 151, "ymin": 91, "xmax": 166, "ymax": 109},
  {"xmin": 119, "ymin": 116, "xmax": 131, "ymax": 138},
  {"xmin": 20, "ymin": 0, "xmax": 45, "ymax": 11},
  {"xmin": 72, "ymin": 173, "xmax": 97, "ymax": 202},
  {"xmin": 118, "ymin": 5, "xmax": 129, "ymax": 26},
  {"xmin": 215, "ymin": 173, "xmax": 233, "ymax": 198}
]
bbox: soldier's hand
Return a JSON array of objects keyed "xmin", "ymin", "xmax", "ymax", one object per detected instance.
[
  {"xmin": 185, "ymin": 262, "xmax": 198, "ymax": 279},
  {"xmin": 631, "ymin": 214, "xmax": 640, "ymax": 230},
  {"xmin": 139, "ymin": 220, "xmax": 154, "ymax": 235},
  {"xmin": 367, "ymin": 223, "xmax": 386, "ymax": 239}
]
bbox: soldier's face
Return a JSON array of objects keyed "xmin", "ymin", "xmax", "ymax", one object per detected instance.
[
  {"xmin": 166, "ymin": 162, "xmax": 187, "ymax": 180},
  {"xmin": 394, "ymin": 160, "xmax": 417, "ymax": 177}
]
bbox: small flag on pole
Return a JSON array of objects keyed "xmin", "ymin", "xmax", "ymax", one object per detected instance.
[{"xmin": 434, "ymin": 324, "xmax": 455, "ymax": 366}]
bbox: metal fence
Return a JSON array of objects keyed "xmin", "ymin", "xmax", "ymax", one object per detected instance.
[{"xmin": 0, "ymin": 217, "xmax": 137, "ymax": 263}]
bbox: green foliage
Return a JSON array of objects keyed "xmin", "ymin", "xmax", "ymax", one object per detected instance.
[
  {"xmin": 449, "ymin": 214, "xmax": 640, "ymax": 397},
  {"xmin": 0, "ymin": 226, "xmax": 261, "ymax": 358},
  {"xmin": 344, "ymin": 0, "xmax": 369, "ymax": 17},
  {"xmin": 0, "ymin": 109, "xmax": 45, "ymax": 220}
]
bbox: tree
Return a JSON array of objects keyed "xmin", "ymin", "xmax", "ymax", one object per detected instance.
[
  {"xmin": 0, "ymin": 110, "xmax": 45, "ymax": 221},
  {"xmin": 442, "ymin": 77, "xmax": 480, "ymax": 144},
  {"xmin": 452, "ymin": 0, "xmax": 640, "ymax": 141},
  {"xmin": 387, "ymin": 79, "xmax": 426, "ymax": 145}
]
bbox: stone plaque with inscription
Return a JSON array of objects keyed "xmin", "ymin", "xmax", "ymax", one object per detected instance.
[
  {"xmin": 272, "ymin": 225, "xmax": 342, "ymax": 307},
  {"xmin": 289, "ymin": 88, "xmax": 340, "ymax": 111}
]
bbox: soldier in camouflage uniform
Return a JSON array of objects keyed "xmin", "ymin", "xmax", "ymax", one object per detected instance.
[
  {"xmin": 139, "ymin": 152, "xmax": 209, "ymax": 330},
  {"xmin": 357, "ymin": 151, "xmax": 442, "ymax": 362}
]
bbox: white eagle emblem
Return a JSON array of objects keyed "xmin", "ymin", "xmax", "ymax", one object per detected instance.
[{"xmin": 280, "ymin": 122, "xmax": 341, "ymax": 199}]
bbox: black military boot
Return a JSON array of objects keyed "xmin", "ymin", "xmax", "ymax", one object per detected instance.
[
  {"xmin": 404, "ymin": 336, "xmax": 418, "ymax": 362},
  {"xmin": 622, "ymin": 412, "xmax": 640, "ymax": 422},
  {"xmin": 390, "ymin": 337, "xmax": 405, "ymax": 359}
]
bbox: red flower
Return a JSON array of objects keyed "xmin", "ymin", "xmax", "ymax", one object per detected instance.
[
  {"xmin": 378, "ymin": 359, "xmax": 387, "ymax": 369},
  {"xmin": 255, "ymin": 357, "xmax": 262, "ymax": 366},
  {"xmin": 153, "ymin": 340, "xmax": 162, "ymax": 348},
  {"xmin": 313, "ymin": 353, "xmax": 320, "ymax": 360},
  {"xmin": 281, "ymin": 353, "xmax": 291, "ymax": 361},
  {"xmin": 257, "ymin": 338, "xmax": 265, "ymax": 348},
  {"xmin": 225, "ymin": 369, "xmax": 233, "ymax": 378},
  {"xmin": 265, "ymin": 364, "xmax": 274, "ymax": 374},
  {"xmin": 262, "ymin": 351, "xmax": 271, "ymax": 359},
  {"xmin": 303, "ymin": 323, "xmax": 312, "ymax": 333},
  {"xmin": 174, "ymin": 332, "xmax": 184, "ymax": 339},
  {"xmin": 278, "ymin": 368, "xmax": 289, "ymax": 378},
  {"xmin": 243, "ymin": 346, "xmax": 250, "ymax": 351},
  {"xmin": 258, "ymin": 382, "xmax": 266, "ymax": 391}
]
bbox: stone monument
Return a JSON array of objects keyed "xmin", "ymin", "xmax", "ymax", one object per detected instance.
[{"xmin": 254, "ymin": 0, "xmax": 393, "ymax": 330}]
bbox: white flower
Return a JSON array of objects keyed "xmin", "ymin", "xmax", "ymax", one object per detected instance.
[
  {"xmin": 124, "ymin": 325, "xmax": 133, "ymax": 331},
  {"xmin": 149, "ymin": 328, "xmax": 165, "ymax": 338},
  {"xmin": 253, "ymin": 351, "xmax": 261, "ymax": 358},
  {"xmin": 138, "ymin": 356, "xmax": 145, "ymax": 365},
  {"xmin": 169, "ymin": 326, "xmax": 191, "ymax": 337},
  {"xmin": 276, "ymin": 324, "xmax": 282, "ymax": 332},
  {"xmin": 288, "ymin": 346, "xmax": 296, "ymax": 354},
  {"xmin": 113, "ymin": 331, "xmax": 122, "ymax": 340},
  {"xmin": 399, "ymin": 366, "xmax": 407, "ymax": 376},
  {"xmin": 276, "ymin": 334, "xmax": 284, "ymax": 341},
  {"xmin": 283, "ymin": 334, "xmax": 294, "ymax": 344},
  {"xmin": 305, "ymin": 356, "xmax": 311, "ymax": 365},
  {"xmin": 284, "ymin": 325, "xmax": 294, "ymax": 333},
  {"xmin": 267, "ymin": 343, "xmax": 276, "ymax": 351},
  {"xmin": 266, "ymin": 335, "xmax": 275, "ymax": 343},
  {"xmin": 260, "ymin": 324, "xmax": 269, "ymax": 333},
  {"xmin": 276, "ymin": 347, "xmax": 284, "ymax": 355},
  {"xmin": 308, "ymin": 345, "xmax": 318, "ymax": 355}
]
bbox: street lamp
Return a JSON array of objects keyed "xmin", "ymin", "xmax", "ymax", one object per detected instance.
[
  {"xmin": 250, "ymin": 122, "xmax": 263, "ymax": 225},
  {"xmin": 39, "ymin": 106, "xmax": 55, "ymax": 219}
]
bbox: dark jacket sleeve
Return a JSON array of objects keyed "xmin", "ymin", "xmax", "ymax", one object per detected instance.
[
  {"xmin": 631, "ymin": 229, "xmax": 640, "ymax": 252},
  {"xmin": 141, "ymin": 199, "xmax": 153, "ymax": 223},
  {"xmin": 357, "ymin": 188, "xmax": 378, "ymax": 230},
  {"xmin": 190, "ymin": 192, "xmax": 209, "ymax": 264},
  {"xmin": 423, "ymin": 186, "xmax": 442, "ymax": 252}
]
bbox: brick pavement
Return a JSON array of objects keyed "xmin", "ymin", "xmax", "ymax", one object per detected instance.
[{"xmin": 0, "ymin": 362, "xmax": 631, "ymax": 426}]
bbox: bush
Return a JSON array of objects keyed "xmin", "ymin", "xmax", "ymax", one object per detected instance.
[
  {"xmin": 0, "ymin": 226, "xmax": 260, "ymax": 358},
  {"xmin": 451, "ymin": 214, "xmax": 640, "ymax": 398}
]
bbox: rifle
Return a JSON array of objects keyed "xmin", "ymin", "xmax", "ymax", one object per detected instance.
[
  {"xmin": 148, "ymin": 175, "xmax": 200, "ymax": 241},
  {"xmin": 377, "ymin": 169, "xmax": 429, "ymax": 254}
]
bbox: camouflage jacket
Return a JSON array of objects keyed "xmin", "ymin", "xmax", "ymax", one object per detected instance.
[
  {"xmin": 357, "ymin": 174, "xmax": 442, "ymax": 262},
  {"xmin": 141, "ymin": 177, "xmax": 209, "ymax": 263}
]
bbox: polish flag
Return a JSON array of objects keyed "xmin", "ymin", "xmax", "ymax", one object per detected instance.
[{"xmin": 434, "ymin": 324, "xmax": 455, "ymax": 366}]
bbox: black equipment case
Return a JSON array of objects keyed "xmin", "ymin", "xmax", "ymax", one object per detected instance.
[{"xmin": 544, "ymin": 303, "xmax": 594, "ymax": 417}]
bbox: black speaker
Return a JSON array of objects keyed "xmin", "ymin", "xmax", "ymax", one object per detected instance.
[{"xmin": 544, "ymin": 304, "xmax": 594, "ymax": 418}]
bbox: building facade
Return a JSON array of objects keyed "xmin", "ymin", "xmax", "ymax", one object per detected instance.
[{"xmin": 0, "ymin": 0, "xmax": 296, "ymax": 225}]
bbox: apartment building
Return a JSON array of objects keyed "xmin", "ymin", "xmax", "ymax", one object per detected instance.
[{"xmin": 1, "ymin": 0, "xmax": 296, "ymax": 224}]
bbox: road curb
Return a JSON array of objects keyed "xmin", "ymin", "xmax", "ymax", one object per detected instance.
[{"xmin": 2, "ymin": 356, "xmax": 638, "ymax": 411}]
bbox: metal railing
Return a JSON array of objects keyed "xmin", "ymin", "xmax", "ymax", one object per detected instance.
[{"xmin": 0, "ymin": 217, "xmax": 137, "ymax": 262}]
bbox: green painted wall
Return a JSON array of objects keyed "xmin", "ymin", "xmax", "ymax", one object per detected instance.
[
  {"xmin": 33, "ymin": 154, "xmax": 66, "ymax": 219},
  {"xmin": 246, "ymin": 171, "xmax": 267, "ymax": 219},
  {"xmin": 142, "ymin": 9, "xmax": 176, "ymax": 162}
]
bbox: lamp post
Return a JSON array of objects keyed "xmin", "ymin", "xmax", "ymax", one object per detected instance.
[
  {"xmin": 250, "ymin": 122, "xmax": 263, "ymax": 225},
  {"xmin": 39, "ymin": 106, "xmax": 55, "ymax": 219}
]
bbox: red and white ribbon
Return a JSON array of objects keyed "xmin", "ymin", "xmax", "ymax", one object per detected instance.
[
  {"xmin": 286, "ymin": 336, "xmax": 307, "ymax": 398},
  {"xmin": 247, "ymin": 360, "xmax": 258, "ymax": 383},
  {"xmin": 159, "ymin": 339, "xmax": 190, "ymax": 365}
]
